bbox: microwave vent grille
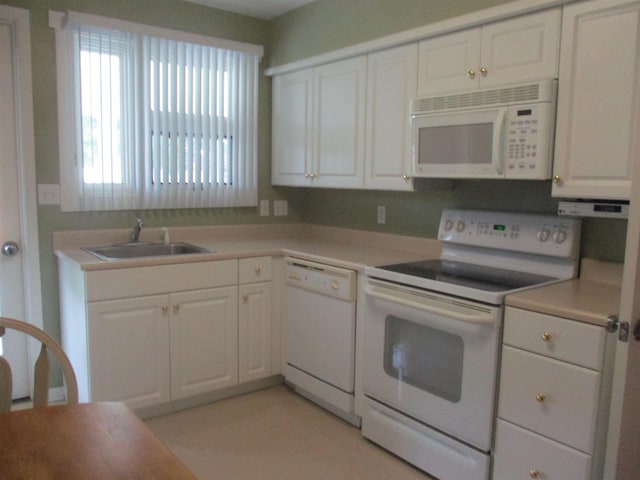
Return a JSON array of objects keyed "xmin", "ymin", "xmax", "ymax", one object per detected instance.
[{"xmin": 413, "ymin": 83, "xmax": 542, "ymax": 114}]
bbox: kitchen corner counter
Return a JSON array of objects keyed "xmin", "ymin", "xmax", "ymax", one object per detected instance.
[
  {"xmin": 54, "ymin": 224, "xmax": 441, "ymax": 272},
  {"xmin": 506, "ymin": 259, "xmax": 623, "ymax": 327}
]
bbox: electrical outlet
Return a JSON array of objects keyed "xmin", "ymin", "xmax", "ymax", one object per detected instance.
[
  {"xmin": 377, "ymin": 205, "xmax": 386, "ymax": 224},
  {"xmin": 38, "ymin": 184, "xmax": 60, "ymax": 205},
  {"xmin": 274, "ymin": 200, "xmax": 288, "ymax": 216},
  {"xmin": 259, "ymin": 199, "xmax": 270, "ymax": 216}
]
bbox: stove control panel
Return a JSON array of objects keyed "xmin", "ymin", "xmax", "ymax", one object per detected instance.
[{"xmin": 439, "ymin": 209, "xmax": 581, "ymax": 258}]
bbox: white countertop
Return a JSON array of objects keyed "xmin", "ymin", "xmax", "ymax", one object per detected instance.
[{"xmin": 54, "ymin": 224, "xmax": 442, "ymax": 273}]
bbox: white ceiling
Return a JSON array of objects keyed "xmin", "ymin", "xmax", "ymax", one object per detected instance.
[{"xmin": 184, "ymin": 0, "xmax": 315, "ymax": 19}]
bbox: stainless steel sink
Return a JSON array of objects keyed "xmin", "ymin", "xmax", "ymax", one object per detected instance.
[{"xmin": 84, "ymin": 242, "xmax": 211, "ymax": 261}]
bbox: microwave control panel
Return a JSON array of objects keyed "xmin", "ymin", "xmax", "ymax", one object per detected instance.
[{"xmin": 505, "ymin": 103, "xmax": 554, "ymax": 180}]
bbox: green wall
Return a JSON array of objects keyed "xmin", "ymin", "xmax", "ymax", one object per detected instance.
[
  {"xmin": 1, "ymin": 0, "xmax": 628, "ymax": 347},
  {"xmin": 267, "ymin": 0, "xmax": 628, "ymax": 262},
  {"xmin": 1, "ymin": 0, "xmax": 303, "ymax": 342}
]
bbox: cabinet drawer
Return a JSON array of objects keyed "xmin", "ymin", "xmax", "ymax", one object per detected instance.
[
  {"xmin": 493, "ymin": 419, "xmax": 591, "ymax": 480},
  {"xmin": 504, "ymin": 307, "xmax": 606, "ymax": 370},
  {"xmin": 498, "ymin": 346, "xmax": 601, "ymax": 453},
  {"xmin": 239, "ymin": 256, "xmax": 272, "ymax": 284},
  {"xmin": 86, "ymin": 260, "xmax": 238, "ymax": 301}
]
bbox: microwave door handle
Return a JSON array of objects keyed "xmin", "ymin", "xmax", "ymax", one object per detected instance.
[
  {"xmin": 493, "ymin": 109, "xmax": 507, "ymax": 176},
  {"xmin": 365, "ymin": 285, "xmax": 497, "ymax": 326}
]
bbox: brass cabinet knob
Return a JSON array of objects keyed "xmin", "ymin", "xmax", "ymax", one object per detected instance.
[
  {"xmin": 541, "ymin": 332, "xmax": 552, "ymax": 342},
  {"xmin": 480, "ymin": 66, "xmax": 488, "ymax": 76},
  {"xmin": 162, "ymin": 305, "xmax": 169, "ymax": 313},
  {"xmin": 536, "ymin": 393, "xmax": 546, "ymax": 403},
  {"xmin": 242, "ymin": 294, "xmax": 249, "ymax": 302},
  {"xmin": 530, "ymin": 470, "xmax": 540, "ymax": 478},
  {"xmin": 304, "ymin": 173, "xmax": 310, "ymax": 179},
  {"xmin": 402, "ymin": 174, "xmax": 410, "ymax": 181},
  {"xmin": 255, "ymin": 266, "xmax": 262, "ymax": 274},
  {"xmin": 552, "ymin": 175, "xmax": 561, "ymax": 183},
  {"xmin": 173, "ymin": 304, "xmax": 180, "ymax": 312},
  {"xmin": 467, "ymin": 69, "xmax": 476, "ymax": 79}
]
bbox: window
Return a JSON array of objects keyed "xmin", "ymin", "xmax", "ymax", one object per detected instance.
[{"xmin": 50, "ymin": 11, "xmax": 262, "ymax": 211}]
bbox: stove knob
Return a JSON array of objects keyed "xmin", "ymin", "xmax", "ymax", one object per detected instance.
[
  {"xmin": 552, "ymin": 230, "xmax": 567, "ymax": 244},
  {"xmin": 536, "ymin": 229, "xmax": 550, "ymax": 242},
  {"xmin": 444, "ymin": 220, "xmax": 454, "ymax": 231},
  {"xmin": 456, "ymin": 221, "xmax": 466, "ymax": 232}
]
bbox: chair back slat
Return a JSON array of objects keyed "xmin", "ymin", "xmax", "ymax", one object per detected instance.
[
  {"xmin": 0, "ymin": 317, "xmax": 78, "ymax": 410},
  {"xmin": 33, "ymin": 344, "xmax": 51, "ymax": 408},
  {"xmin": 0, "ymin": 356, "xmax": 12, "ymax": 412}
]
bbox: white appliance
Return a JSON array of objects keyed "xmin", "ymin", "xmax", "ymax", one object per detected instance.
[
  {"xmin": 282, "ymin": 258, "xmax": 359, "ymax": 425},
  {"xmin": 362, "ymin": 209, "xmax": 581, "ymax": 480},
  {"xmin": 411, "ymin": 80, "xmax": 557, "ymax": 179}
]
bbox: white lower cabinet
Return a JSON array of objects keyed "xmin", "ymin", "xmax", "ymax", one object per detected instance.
[
  {"xmin": 493, "ymin": 307, "xmax": 614, "ymax": 480},
  {"xmin": 170, "ymin": 287, "xmax": 238, "ymax": 399},
  {"xmin": 87, "ymin": 295, "xmax": 171, "ymax": 409},
  {"xmin": 59, "ymin": 256, "xmax": 274, "ymax": 411}
]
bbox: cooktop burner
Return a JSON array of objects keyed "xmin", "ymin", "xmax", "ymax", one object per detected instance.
[{"xmin": 377, "ymin": 259, "xmax": 556, "ymax": 293}]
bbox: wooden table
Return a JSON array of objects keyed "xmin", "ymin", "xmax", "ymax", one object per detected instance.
[{"xmin": 0, "ymin": 402, "xmax": 197, "ymax": 479}]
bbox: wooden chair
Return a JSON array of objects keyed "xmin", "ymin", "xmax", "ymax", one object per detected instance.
[{"xmin": 0, "ymin": 317, "xmax": 78, "ymax": 412}]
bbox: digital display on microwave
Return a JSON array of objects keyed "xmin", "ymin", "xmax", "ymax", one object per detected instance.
[
  {"xmin": 517, "ymin": 109, "xmax": 533, "ymax": 116},
  {"xmin": 493, "ymin": 224, "xmax": 506, "ymax": 231}
]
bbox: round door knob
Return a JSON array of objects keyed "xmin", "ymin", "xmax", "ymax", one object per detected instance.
[
  {"xmin": 480, "ymin": 66, "xmax": 488, "ymax": 76},
  {"xmin": 530, "ymin": 470, "xmax": 540, "ymax": 478},
  {"xmin": 552, "ymin": 175, "xmax": 561, "ymax": 184},
  {"xmin": 467, "ymin": 69, "xmax": 476, "ymax": 79},
  {"xmin": 2, "ymin": 241, "xmax": 20, "ymax": 257},
  {"xmin": 541, "ymin": 332, "xmax": 552, "ymax": 342},
  {"xmin": 536, "ymin": 394, "xmax": 546, "ymax": 403}
]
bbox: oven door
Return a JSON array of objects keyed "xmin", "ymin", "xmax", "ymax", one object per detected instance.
[{"xmin": 362, "ymin": 279, "xmax": 502, "ymax": 451}]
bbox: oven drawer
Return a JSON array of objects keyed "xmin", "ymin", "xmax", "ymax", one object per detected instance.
[
  {"xmin": 493, "ymin": 419, "xmax": 591, "ymax": 480},
  {"xmin": 498, "ymin": 346, "xmax": 600, "ymax": 453},
  {"xmin": 504, "ymin": 307, "xmax": 606, "ymax": 370}
]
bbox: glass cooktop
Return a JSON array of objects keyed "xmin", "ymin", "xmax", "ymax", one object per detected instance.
[{"xmin": 376, "ymin": 259, "xmax": 556, "ymax": 293}]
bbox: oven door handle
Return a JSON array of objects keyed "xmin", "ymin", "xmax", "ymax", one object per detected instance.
[{"xmin": 365, "ymin": 285, "xmax": 497, "ymax": 326}]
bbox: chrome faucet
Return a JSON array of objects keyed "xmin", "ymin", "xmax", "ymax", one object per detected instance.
[{"xmin": 130, "ymin": 218, "xmax": 144, "ymax": 243}]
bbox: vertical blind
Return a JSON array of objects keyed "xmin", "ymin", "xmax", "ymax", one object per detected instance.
[{"xmin": 51, "ymin": 12, "xmax": 262, "ymax": 211}]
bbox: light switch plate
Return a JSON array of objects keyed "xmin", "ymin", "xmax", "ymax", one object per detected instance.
[
  {"xmin": 38, "ymin": 184, "xmax": 60, "ymax": 205},
  {"xmin": 377, "ymin": 205, "xmax": 386, "ymax": 224}
]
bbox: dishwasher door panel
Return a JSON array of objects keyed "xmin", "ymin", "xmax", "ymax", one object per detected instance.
[{"xmin": 284, "ymin": 284, "xmax": 356, "ymax": 393}]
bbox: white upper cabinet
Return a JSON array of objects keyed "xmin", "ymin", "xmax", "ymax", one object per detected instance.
[
  {"xmin": 272, "ymin": 69, "xmax": 313, "ymax": 187},
  {"xmin": 365, "ymin": 44, "xmax": 417, "ymax": 191},
  {"xmin": 272, "ymin": 56, "xmax": 367, "ymax": 188},
  {"xmin": 312, "ymin": 56, "xmax": 367, "ymax": 188},
  {"xmin": 552, "ymin": 0, "xmax": 640, "ymax": 200},
  {"xmin": 418, "ymin": 9, "xmax": 561, "ymax": 96}
]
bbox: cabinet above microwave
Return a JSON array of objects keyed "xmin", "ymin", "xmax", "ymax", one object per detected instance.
[{"xmin": 410, "ymin": 80, "xmax": 557, "ymax": 180}]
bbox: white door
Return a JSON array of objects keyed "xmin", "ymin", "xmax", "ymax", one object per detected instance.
[
  {"xmin": 0, "ymin": 11, "xmax": 34, "ymax": 400},
  {"xmin": 604, "ymin": 32, "xmax": 640, "ymax": 476}
]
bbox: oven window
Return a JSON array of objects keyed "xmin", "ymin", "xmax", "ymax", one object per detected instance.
[{"xmin": 383, "ymin": 315, "xmax": 463, "ymax": 403}]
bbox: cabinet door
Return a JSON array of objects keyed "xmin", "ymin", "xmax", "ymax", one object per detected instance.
[
  {"xmin": 87, "ymin": 295, "xmax": 170, "ymax": 409},
  {"xmin": 312, "ymin": 56, "xmax": 367, "ymax": 188},
  {"xmin": 272, "ymin": 68, "xmax": 313, "ymax": 186},
  {"xmin": 365, "ymin": 44, "xmax": 417, "ymax": 191},
  {"xmin": 553, "ymin": 0, "xmax": 640, "ymax": 199},
  {"xmin": 170, "ymin": 287, "xmax": 238, "ymax": 399},
  {"xmin": 480, "ymin": 9, "xmax": 561, "ymax": 89},
  {"xmin": 238, "ymin": 282, "xmax": 272, "ymax": 383},
  {"xmin": 417, "ymin": 28, "xmax": 480, "ymax": 96}
]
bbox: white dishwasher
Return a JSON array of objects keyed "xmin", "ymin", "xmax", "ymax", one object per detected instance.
[{"xmin": 283, "ymin": 257, "xmax": 359, "ymax": 425}]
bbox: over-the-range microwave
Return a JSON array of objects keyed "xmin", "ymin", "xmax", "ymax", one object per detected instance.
[{"xmin": 411, "ymin": 79, "xmax": 557, "ymax": 179}]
